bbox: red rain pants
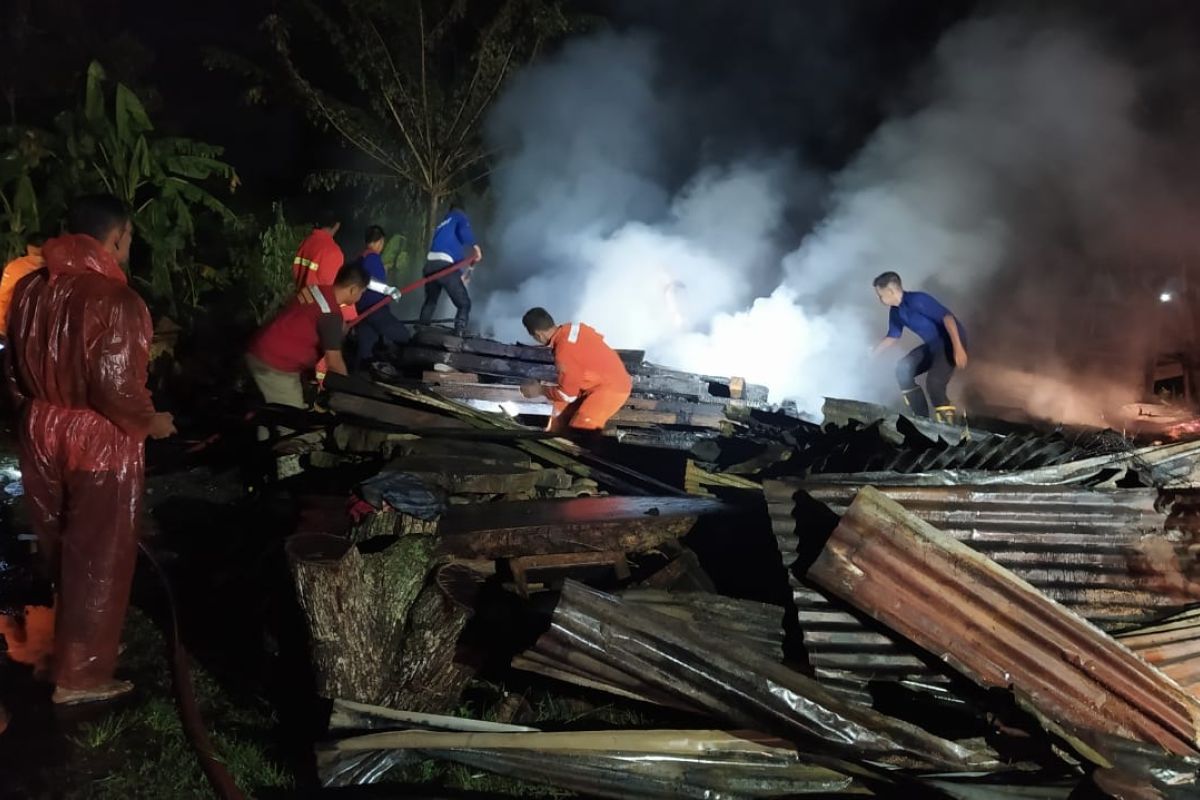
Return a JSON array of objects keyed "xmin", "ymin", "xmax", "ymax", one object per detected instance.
[{"xmin": 19, "ymin": 400, "xmax": 143, "ymax": 691}]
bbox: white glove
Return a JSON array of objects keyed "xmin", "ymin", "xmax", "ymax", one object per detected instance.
[{"xmin": 388, "ymin": 287, "xmax": 402, "ymax": 300}]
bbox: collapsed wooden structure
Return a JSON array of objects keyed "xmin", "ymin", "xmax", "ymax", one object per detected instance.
[{"xmin": 265, "ymin": 330, "xmax": 1200, "ymax": 798}]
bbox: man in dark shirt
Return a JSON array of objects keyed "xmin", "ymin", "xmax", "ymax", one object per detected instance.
[
  {"xmin": 353, "ymin": 225, "xmax": 410, "ymax": 365},
  {"xmin": 871, "ymin": 271, "xmax": 968, "ymax": 424}
]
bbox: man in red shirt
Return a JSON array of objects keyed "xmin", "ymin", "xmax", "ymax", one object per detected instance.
[
  {"xmin": 5, "ymin": 194, "xmax": 176, "ymax": 705},
  {"xmin": 247, "ymin": 261, "xmax": 369, "ymax": 408},
  {"xmin": 292, "ymin": 213, "xmax": 344, "ymax": 291},
  {"xmin": 520, "ymin": 307, "xmax": 632, "ymax": 433}
]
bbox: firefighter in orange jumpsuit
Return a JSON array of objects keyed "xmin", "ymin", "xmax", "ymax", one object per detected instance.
[
  {"xmin": 0, "ymin": 234, "xmax": 46, "ymax": 338},
  {"xmin": 5, "ymin": 195, "xmax": 176, "ymax": 705},
  {"xmin": 520, "ymin": 307, "xmax": 632, "ymax": 433}
]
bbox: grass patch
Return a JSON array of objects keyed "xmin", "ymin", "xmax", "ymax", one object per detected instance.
[{"xmin": 58, "ymin": 609, "xmax": 294, "ymax": 799}]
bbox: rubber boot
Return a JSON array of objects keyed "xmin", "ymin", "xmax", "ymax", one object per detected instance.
[{"xmin": 901, "ymin": 387, "xmax": 930, "ymax": 418}]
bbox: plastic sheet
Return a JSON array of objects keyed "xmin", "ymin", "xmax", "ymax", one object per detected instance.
[
  {"xmin": 319, "ymin": 718, "xmax": 865, "ymax": 798},
  {"xmin": 4, "ymin": 233, "xmax": 155, "ymax": 690},
  {"xmin": 357, "ymin": 470, "xmax": 447, "ymax": 521}
]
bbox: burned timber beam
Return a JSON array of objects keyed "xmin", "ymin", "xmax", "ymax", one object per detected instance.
[{"xmin": 435, "ymin": 496, "xmax": 727, "ymax": 559}]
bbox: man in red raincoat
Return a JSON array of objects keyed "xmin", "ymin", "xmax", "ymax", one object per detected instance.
[{"xmin": 5, "ymin": 194, "xmax": 176, "ymax": 705}]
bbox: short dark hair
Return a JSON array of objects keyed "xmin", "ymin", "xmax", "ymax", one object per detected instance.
[
  {"xmin": 334, "ymin": 260, "xmax": 370, "ymax": 289},
  {"xmin": 316, "ymin": 210, "xmax": 339, "ymax": 229},
  {"xmin": 364, "ymin": 225, "xmax": 386, "ymax": 245},
  {"xmin": 66, "ymin": 194, "xmax": 130, "ymax": 242},
  {"xmin": 522, "ymin": 307, "xmax": 556, "ymax": 333},
  {"xmin": 873, "ymin": 271, "xmax": 902, "ymax": 290}
]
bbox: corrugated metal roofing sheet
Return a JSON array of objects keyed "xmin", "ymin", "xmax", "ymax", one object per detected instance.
[
  {"xmin": 1118, "ymin": 607, "xmax": 1200, "ymax": 700},
  {"xmin": 806, "ymin": 487, "xmax": 1200, "ymax": 756},
  {"xmin": 767, "ymin": 480, "xmax": 1200, "ymax": 687},
  {"xmin": 519, "ymin": 580, "xmax": 1001, "ymax": 774}
]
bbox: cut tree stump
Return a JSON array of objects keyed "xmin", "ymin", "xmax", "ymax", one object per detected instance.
[
  {"xmin": 384, "ymin": 582, "xmax": 475, "ymax": 712},
  {"xmin": 286, "ymin": 532, "xmax": 438, "ymax": 705}
]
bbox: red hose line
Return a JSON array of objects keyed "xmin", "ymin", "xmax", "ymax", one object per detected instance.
[{"xmin": 346, "ymin": 256, "xmax": 477, "ymax": 331}]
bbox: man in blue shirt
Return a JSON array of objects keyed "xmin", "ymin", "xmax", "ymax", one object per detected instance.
[
  {"xmin": 353, "ymin": 225, "xmax": 410, "ymax": 365},
  {"xmin": 871, "ymin": 271, "xmax": 968, "ymax": 424},
  {"xmin": 419, "ymin": 203, "xmax": 482, "ymax": 335}
]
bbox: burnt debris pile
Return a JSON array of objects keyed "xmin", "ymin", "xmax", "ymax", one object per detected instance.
[{"xmin": 264, "ymin": 331, "xmax": 1200, "ymax": 799}]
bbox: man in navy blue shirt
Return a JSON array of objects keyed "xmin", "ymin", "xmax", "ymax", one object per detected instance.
[
  {"xmin": 871, "ymin": 271, "xmax": 968, "ymax": 424},
  {"xmin": 419, "ymin": 202, "xmax": 482, "ymax": 335},
  {"xmin": 353, "ymin": 225, "xmax": 410, "ymax": 365}
]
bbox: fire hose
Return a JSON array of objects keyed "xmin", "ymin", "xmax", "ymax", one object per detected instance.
[
  {"xmin": 138, "ymin": 541, "xmax": 247, "ymax": 800},
  {"xmin": 346, "ymin": 255, "xmax": 478, "ymax": 330}
]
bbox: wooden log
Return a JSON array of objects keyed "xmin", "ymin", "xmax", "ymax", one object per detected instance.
[
  {"xmin": 436, "ymin": 496, "xmax": 727, "ymax": 559},
  {"xmin": 350, "ymin": 511, "xmax": 439, "ymax": 542},
  {"xmin": 285, "ymin": 533, "xmax": 435, "ymax": 704},
  {"xmin": 384, "ymin": 581, "xmax": 475, "ymax": 713}
]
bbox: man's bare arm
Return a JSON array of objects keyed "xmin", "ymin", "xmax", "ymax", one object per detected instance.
[
  {"xmin": 872, "ymin": 337, "xmax": 900, "ymax": 357},
  {"xmin": 324, "ymin": 350, "xmax": 349, "ymax": 376},
  {"xmin": 943, "ymin": 314, "xmax": 968, "ymax": 367}
]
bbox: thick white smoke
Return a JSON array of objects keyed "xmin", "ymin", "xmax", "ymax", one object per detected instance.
[{"xmin": 478, "ymin": 13, "xmax": 1191, "ymax": 419}]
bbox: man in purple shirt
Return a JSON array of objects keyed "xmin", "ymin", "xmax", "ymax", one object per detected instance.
[{"xmin": 871, "ymin": 271, "xmax": 968, "ymax": 424}]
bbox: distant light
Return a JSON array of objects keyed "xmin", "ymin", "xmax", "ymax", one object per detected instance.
[{"xmin": 1161, "ymin": 292, "xmax": 1175, "ymax": 303}]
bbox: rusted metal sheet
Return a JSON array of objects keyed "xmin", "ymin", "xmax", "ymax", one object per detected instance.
[
  {"xmin": 1118, "ymin": 608, "xmax": 1200, "ymax": 700},
  {"xmin": 436, "ymin": 496, "xmax": 727, "ymax": 558},
  {"xmin": 768, "ymin": 480, "xmax": 1200, "ymax": 688},
  {"xmin": 806, "ymin": 486, "xmax": 1200, "ymax": 755},
  {"xmin": 517, "ymin": 580, "xmax": 1000, "ymax": 774}
]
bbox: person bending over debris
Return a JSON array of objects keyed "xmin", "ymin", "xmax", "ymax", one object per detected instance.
[
  {"xmin": 352, "ymin": 225, "xmax": 409, "ymax": 366},
  {"xmin": 5, "ymin": 194, "xmax": 176, "ymax": 705},
  {"xmin": 419, "ymin": 202, "xmax": 481, "ymax": 335},
  {"xmin": 246, "ymin": 261, "xmax": 369, "ymax": 408},
  {"xmin": 871, "ymin": 271, "xmax": 968, "ymax": 424},
  {"xmin": 520, "ymin": 307, "xmax": 632, "ymax": 434}
]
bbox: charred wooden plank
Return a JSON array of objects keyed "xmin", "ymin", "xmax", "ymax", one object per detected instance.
[
  {"xmin": 401, "ymin": 346, "xmax": 558, "ymax": 381},
  {"xmin": 436, "ymin": 496, "xmax": 727, "ymax": 558},
  {"xmin": 413, "ymin": 328, "xmax": 645, "ymax": 371},
  {"xmin": 327, "ymin": 392, "xmax": 474, "ymax": 430},
  {"xmin": 389, "ymin": 456, "xmax": 571, "ymax": 494},
  {"xmin": 422, "ymin": 370, "xmax": 480, "ymax": 384}
]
